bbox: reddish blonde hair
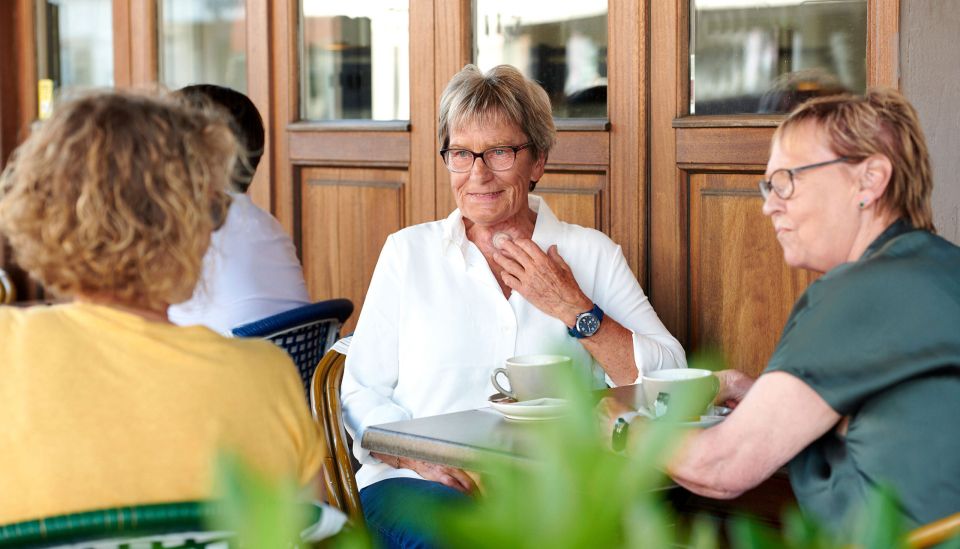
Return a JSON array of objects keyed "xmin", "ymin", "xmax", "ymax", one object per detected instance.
[
  {"xmin": 0, "ymin": 90, "xmax": 236, "ymax": 309},
  {"xmin": 775, "ymin": 88, "xmax": 934, "ymax": 232}
]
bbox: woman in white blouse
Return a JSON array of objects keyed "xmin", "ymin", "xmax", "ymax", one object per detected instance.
[{"xmin": 342, "ymin": 64, "xmax": 685, "ymax": 549}]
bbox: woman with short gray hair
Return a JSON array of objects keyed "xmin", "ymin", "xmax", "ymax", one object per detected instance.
[{"xmin": 343, "ymin": 64, "xmax": 685, "ymax": 548}]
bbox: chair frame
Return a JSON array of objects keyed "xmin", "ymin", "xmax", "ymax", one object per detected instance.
[
  {"xmin": 232, "ymin": 299, "xmax": 353, "ymax": 399},
  {"xmin": 0, "ymin": 268, "xmax": 15, "ymax": 305},
  {"xmin": 311, "ymin": 346, "xmax": 364, "ymax": 526},
  {"xmin": 907, "ymin": 512, "xmax": 960, "ymax": 548}
]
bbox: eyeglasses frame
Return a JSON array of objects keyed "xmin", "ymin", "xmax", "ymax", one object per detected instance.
[
  {"xmin": 758, "ymin": 156, "xmax": 850, "ymax": 200},
  {"xmin": 439, "ymin": 142, "xmax": 534, "ymax": 173}
]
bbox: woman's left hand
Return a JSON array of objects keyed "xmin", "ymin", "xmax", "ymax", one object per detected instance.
[{"xmin": 494, "ymin": 239, "xmax": 592, "ymax": 326}]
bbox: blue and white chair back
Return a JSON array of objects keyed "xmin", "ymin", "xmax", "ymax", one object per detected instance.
[{"xmin": 232, "ymin": 299, "xmax": 353, "ymax": 399}]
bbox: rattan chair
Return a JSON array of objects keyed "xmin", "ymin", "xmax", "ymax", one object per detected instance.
[
  {"xmin": 0, "ymin": 268, "xmax": 15, "ymax": 305},
  {"xmin": 232, "ymin": 299, "xmax": 353, "ymax": 400},
  {"xmin": 310, "ymin": 337, "xmax": 364, "ymax": 526},
  {"xmin": 907, "ymin": 511, "xmax": 960, "ymax": 548},
  {"xmin": 0, "ymin": 501, "xmax": 231, "ymax": 548},
  {"xmin": 0, "ymin": 500, "xmax": 345, "ymax": 548}
]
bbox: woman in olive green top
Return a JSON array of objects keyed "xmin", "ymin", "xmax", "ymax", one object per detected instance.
[{"xmin": 602, "ymin": 88, "xmax": 960, "ymax": 533}]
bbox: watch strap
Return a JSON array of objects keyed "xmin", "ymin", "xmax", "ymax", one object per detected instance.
[{"xmin": 568, "ymin": 304, "xmax": 604, "ymax": 339}]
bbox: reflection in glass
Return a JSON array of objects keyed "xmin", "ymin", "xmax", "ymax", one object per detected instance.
[
  {"xmin": 159, "ymin": 0, "xmax": 247, "ymax": 93},
  {"xmin": 690, "ymin": 0, "xmax": 867, "ymax": 115},
  {"xmin": 474, "ymin": 1, "xmax": 608, "ymax": 118},
  {"xmin": 300, "ymin": 2, "xmax": 409, "ymax": 121},
  {"xmin": 35, "ymin": 0, "xmax": 114, "ymax": 98}
]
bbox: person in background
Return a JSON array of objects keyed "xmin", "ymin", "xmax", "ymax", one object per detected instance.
[
  {"xmin": 343, "ymin": 64, "xmax": 686, "ymax": 548},
  {"xmin": 0, "ymin": 91, "xmax": 323, "ymax": 525},
  {"xmin": 601, "ymin": 88, "xmax": 960, "ymax": 534},
  {"xmin": 167, "ymin": 84, "xmax": 310, "ymax": 336}
]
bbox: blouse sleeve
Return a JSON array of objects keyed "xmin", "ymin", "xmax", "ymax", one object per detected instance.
[
  {"xmin": 765, "ymin": 265, "xmax": 960, "ymax": 415},
  {"xmin": 340, "ymin": 235, "xmax": 412, "ymax": 463},
  {"xmin": 594, "ymin": 241, "xmax": 687, "ymax": 383}
]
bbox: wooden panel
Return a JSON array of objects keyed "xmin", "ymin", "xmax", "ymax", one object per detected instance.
[
  {"xmin": 1, "ymin": 0, "xmax": 41, "ymax": 300},
  {"xmin": 113, "ymin": 0, "xmax": 158, "ymax": 88},
  {"xmin": 300, "ymin": 168, "xmax": 406, "ymax": 333},
  {"xmin": 868, "ymin": 0, "xmax": 901, "ymax": 88},
  {"xmin": 688, "ymin": 172, "xmax": 814, "ymax": 377},
  {"xmin": 269, "ymin": 0, "xmax": 298, "ymax": 234},
  {"xmin": 433, "ymin": 0, "xmax": 472, "ymax": 215},
  {"xmin": 129, "ymin": 0, "xmax": 157, "ymax": 86},
  {"xmin": 535, "ymin": 171, "xmax": 606, "ymax": 232},
  {"xmin": 0, "ymin": 0, "xmax": 21, "ymax": 166},
  {"xmin": 288, "ymin": 131, "xmax": 410, "ymax": 167},
  {"xmin": 547, "ymin": 131, "xmax": 609, "ymax": 167},
  {"xmin": 408, "ymin": 0, "xmax": 437, "ymax": 226},
  {"xmin": 608, "ymin": 0, "xmax": 645, "ymax": 281},
  {"xmin": 649, "ymin": 0, "xmax": 687, "ymax": 341},
  {"xmin": 245, "ymin": 0, "xmax": 272, "ymax": 212},
  {"xmin": 676, "ymin": 127, "xmax": 775, "ymax": 166}
]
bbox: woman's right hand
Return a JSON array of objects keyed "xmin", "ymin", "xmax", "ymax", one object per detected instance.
[
  {"xmin": 714, "ymin": 369, "xmax": 756, "ymax": 409},
  {"xmin": 371, "ymin": 452, "xmax": 478, "ymax": 494}
]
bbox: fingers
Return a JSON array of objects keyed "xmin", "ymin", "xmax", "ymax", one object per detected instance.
[
  {"xmin": 493, "ymin": 250, "xmax": 525, "ymax": 277},
  {"xmin": 446, "ymin": 467, "xmax": 479, "ymax": 493},
  {"xmin": 547, "ymin": 245, "xmax": 572, "ymax": 272},
  {"xmin": 437, "ymin": 474, "xmax": 469, "ymax": 493},
  {"xmin": 434, "ymin": 469, "xmax": 476, "ymax": 494},
  {"xmin": 596, "ymin": 396, "xmax": 631, "ymax": 419}
]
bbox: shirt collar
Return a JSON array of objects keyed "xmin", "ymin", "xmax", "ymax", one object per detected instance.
[
  {"xmin": 440, "ymin": 194, "xmax": 563, "ymax": 256},
  {"xmin": 860, "ymin": 218, "xmax": 915, "ymax": 261}
]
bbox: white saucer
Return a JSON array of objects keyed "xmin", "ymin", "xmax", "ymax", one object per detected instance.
[
  {"xmin": 488, "ymin": 397, "xmax": 571, "ymax": 421},
  {"xmin": 666, "ymin": 405, "xmax": 731, "ymax": 428}
]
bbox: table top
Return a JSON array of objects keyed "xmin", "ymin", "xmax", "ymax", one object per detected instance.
[{"xmin": 360, "ymin": 385, "xmax": 642, "ymax": 470}]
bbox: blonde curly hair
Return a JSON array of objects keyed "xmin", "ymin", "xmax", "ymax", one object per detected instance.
[{"xmin": 0, "ymin": 90, "xmax": 236, "ymax": 310}]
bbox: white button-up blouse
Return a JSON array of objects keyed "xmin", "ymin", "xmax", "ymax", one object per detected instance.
[{"xmin": 342, "ymin": 195, "xmax": 686, "ymax": 489}]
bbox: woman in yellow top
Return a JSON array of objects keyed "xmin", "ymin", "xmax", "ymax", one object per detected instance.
[{"xmin": 0, "ymin": 91, "xmax": 323, "ymax": 524}]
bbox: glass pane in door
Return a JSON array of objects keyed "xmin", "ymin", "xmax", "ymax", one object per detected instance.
[
  {"xmin": 690, "ymin": 0, "xmax": 867, "ymax": 115},
  {"xmin": 474, "ymin": 1, "xmax": 608, "ymax": 118},
  {"xmin": 159, "ymin": 0, "xmax": 247, "ymax": 92},
  {"xmin": 35, "ymin": 0, "xmax": 114, "ymax": 111},
  {"xmin": 300, "ymin": 2, "xmax": 409, "ymax": 120}
]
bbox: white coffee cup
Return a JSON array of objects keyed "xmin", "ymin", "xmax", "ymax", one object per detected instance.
[
  {"xmin": 491, "ymin": 354, "xmax": 573, "ymax": 402},
  {"xmin": 641, "ymin": 368, "xmax": 719, "ymax": 420}
]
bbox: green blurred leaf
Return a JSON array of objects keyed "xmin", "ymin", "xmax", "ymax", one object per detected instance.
[{"xmin": 210, "ymin": 452, "xmax": 310, "ymax": 548}]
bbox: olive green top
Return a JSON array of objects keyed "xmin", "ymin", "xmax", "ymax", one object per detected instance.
[{"xmin": 765, "ymin": 219, "xmax": 960, "ymax": 532}]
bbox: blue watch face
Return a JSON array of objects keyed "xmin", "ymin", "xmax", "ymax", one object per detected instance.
[{"xmin": 577, "ymin": 313, "xmax": 601, "ymax": 336}]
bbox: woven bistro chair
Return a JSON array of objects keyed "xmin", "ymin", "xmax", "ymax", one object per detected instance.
[
  {"xmin": 310, "ymin": 337, "xmax": 364, "ymax": 526},
  {"xmin": 232, "ymin": 299, "xmax": 353, "ymax": 400},
  {"xmin": 0, "ymin": 500, "xmax": 345, "ymax": 548},
  {"xmin": 0, "ymin": 501, "xmax": 229, "ymax": 548},
  {"xmin": 0, "ymin": 268, "xmax": 15, "ymax": 304},
  {"xmin": 907, "ymin": 512, "xmax": 960, "ymax": 548}
]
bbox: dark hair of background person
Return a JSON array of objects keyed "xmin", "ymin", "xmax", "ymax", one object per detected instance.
[{"xmin": 176, "ymin": 84, "xmax": 265, "ymax": 194}]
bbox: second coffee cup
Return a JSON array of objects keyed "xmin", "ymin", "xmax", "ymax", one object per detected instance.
[{"xmin": 491, "ymin": 354, "xmax": 573, "ymax": 401}]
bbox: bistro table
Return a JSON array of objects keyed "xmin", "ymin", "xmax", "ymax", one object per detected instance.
[
  {"xmin": 360, "ymin": 384, "xmax": 642, "ymax": 471},
  {"xmin": 360, "ymin": 383, "xmax": 796, "ymax": 526}
]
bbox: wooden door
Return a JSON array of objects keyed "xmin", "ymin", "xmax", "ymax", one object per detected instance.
[
  {"xmin": 649, "ymin": 0, "xmax": 900, "ymax": 377},
  {"xmin": 277, "ymin": 1, "xmax": 648, "ymax": 334}
]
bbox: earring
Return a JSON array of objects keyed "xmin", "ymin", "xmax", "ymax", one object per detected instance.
[{"xmin": 859, "ymin": 200, "xmax": 868, "ymax": 210}]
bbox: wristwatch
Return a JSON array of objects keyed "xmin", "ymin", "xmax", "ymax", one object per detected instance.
[{"xmin": 568, "ymin": 304, "xmax": 604, "ymax": 339}]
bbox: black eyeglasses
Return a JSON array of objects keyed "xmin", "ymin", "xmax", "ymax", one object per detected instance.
[
  {"xmin": 759, "ymin": 157, "xmax": 850, "ymax": 200},
  {"xmin": 439, "ymin": 143, "xmax": 533, "ymax": 173}
]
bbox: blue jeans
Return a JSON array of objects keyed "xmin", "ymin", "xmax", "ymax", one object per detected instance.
[{"xmin": 360, "ymin": 477, "xmax": 469, "ymax": 549}]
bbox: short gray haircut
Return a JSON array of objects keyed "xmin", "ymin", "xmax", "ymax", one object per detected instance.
[{"xmin": 438, "ymin": 64, "xmax": 557, "ymax": 179}]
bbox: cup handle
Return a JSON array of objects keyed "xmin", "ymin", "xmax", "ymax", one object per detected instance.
[
  {"xmin": 709, "ymin": 374, "xmax": 720, "ymax": 402},
  {"xmin": 491, "ymin": 368, "xmax": 516, "ymax": 400}
]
